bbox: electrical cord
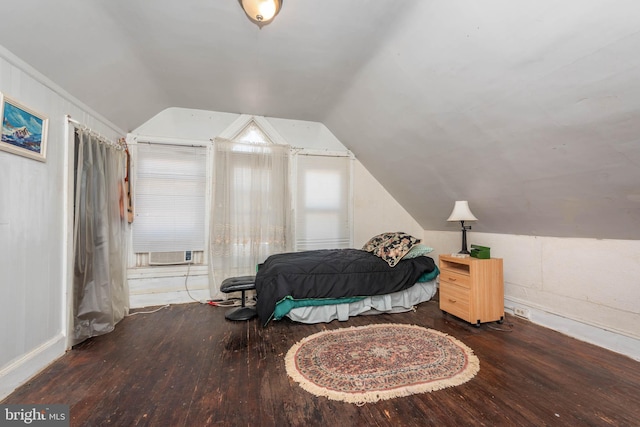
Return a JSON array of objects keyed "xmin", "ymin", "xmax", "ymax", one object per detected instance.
[
  {"xmin": 185, "ymin": 262, "xmax": 258, "ymax": 308},
  {"xmin": 207, "ymin": 299, "xmax": 241, "ymax": 307},
  {"xmin": 184, "ymin": 261, "xmax": 203, "ymax": 303},
  {"xmin": 207, "ymin": 295, "xmax": 257, "ymax": 307},
  {"xmin": 486, "ymin": 321, "xmax": 514, "ymax": 332},
  {"xmin": 207, "ymin": 292, "xmax": 257, "ymax": 308},
  {"xmin": 128, "ymin": 304, "xmax": 170, "ymax": 316}
]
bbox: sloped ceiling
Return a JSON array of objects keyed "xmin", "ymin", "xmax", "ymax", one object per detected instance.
[{"xmin": 1, "ymin": 1, "xmax": 639, "ymax": 239}]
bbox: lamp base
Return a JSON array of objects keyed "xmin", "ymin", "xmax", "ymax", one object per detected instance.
[{"xmin": 459, "ymin": 221, "xmax": 472, "ymax": 254}]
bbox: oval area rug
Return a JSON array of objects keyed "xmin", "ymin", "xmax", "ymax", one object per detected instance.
[{"xmin": 285, "ymin": 323, "xmax": 479, "ymax": 404}]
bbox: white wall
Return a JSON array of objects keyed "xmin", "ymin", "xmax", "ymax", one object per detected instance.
[
  {"xmin": 128, "ymin": 108, "xmax": 424, "ymax": 307},
  {"xmin": 425, "ymin": 229, "xmax": 640, "ymax": 361},
  {"xmin": 0, "ymin": 46, "xmax": 124, "ymax": 399},
  {"xmin": 132, "ymin": 107, "xmax": 350, "ymax": 152},
  {"xmin": 353, "ymin": 162, "xmax": 423, "ymax": 247}
]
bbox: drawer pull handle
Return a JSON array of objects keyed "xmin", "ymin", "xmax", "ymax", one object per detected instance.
[
  {"xmin": 449, "ymin": 277, "xmax": 457, "ymax": 281},
  {"xmin": 448, "ymin": 298, "xmax": 457, "ymax": 303}
]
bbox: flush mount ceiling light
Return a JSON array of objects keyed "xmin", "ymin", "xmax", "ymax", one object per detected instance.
[{"xmin": 239, "ymin": 0, "xmax": 283, "ymax": 28}]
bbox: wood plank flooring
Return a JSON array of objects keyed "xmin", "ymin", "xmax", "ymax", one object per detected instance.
[{"xmin": 3, "ymin": 299, "xmax": 640, "ymax": 426}]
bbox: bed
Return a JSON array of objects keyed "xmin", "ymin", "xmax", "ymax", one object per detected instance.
[{"xmin": 254, "ymin": 232, "xmax": 439, "ymax": 325}]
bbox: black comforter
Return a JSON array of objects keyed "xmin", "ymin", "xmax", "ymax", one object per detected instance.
[{"xmin": 255, "ymin": 248, "xmax": 437, "ymax": 324}]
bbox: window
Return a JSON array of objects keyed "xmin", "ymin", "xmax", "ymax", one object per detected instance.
[
  {"xmin": 234, "ymin": 121, "xmax": 271, "ymax": 144},
  {"xmin": 133, "ymin": 143, "xmax": 207, "ymax": 253},
  {"xmin": 294, "ymin": 153, "xmax": 352, "ymax": 251}
]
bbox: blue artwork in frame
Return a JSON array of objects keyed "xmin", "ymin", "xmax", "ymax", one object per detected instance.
[{"xmin": 0, "ymin": 93, "xmax": 48, "ymax": 162}]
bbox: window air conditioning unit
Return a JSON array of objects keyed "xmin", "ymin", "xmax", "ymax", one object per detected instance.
[{"xmin": 148, "ymin": 251, "xmax": 193, "ymax": 266}]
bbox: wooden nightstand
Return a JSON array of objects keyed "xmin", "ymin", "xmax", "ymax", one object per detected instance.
[{"xmin": 439, "ymin": 254, "xmax": 504, "ymax": 326}]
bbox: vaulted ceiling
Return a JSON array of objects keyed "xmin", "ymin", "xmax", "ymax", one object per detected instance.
[{"xmin": 2, "ymin": 1, "xmax": 640, "ymax": 239}]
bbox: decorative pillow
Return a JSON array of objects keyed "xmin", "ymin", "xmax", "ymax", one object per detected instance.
[
  {"xmin": 402, "ymin": 244, "xmax": 434, "ymax": 259},
  {"xmin": 362, "ymin": 232, "xmax": 421, "ymax": 267},
  {"xmin": 362, "ymin": 232, "xmax": 400, "ymax": 253}
]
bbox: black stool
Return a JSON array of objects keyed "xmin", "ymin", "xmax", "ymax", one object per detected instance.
[{"xmin": 220, "ymin": 276, "xmax": 257, "ymax": 321}]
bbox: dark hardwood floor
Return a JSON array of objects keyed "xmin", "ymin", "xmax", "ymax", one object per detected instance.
[{"xmin": 3, "ymin": 299, "xmax": 639, "ymax": 426}]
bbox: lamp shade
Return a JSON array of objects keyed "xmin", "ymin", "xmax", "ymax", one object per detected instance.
[
  {"xmin": 240, "ymin": 0, "xmax": 282, "ymax": 26},
  {"xmin": 447, "ymin": 201, "xmax": 478, "ymax": 222}
]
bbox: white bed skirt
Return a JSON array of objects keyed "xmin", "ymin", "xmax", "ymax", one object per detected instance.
[{"xmin": 286, "ymin": 280, "xmax": 438, "ymax": 324}]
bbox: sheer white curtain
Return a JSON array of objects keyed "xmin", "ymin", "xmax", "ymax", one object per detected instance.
[
  {"xmin": 209, "ymin": 138, "xmax": 291, "ymax": 299},
  {"xmin": 72, "ymin": 127, "xmax": 129, "ymax": 345}
]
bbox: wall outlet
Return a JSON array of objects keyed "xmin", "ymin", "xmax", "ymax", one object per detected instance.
[{"xmin": 514, "ymin": 307, "xmax": 530, "ymax": 319}]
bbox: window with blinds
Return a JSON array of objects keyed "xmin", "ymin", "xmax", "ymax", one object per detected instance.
[
  {"xmin": 132, "ymin": 143, "xmax": 207, "ymax": 253},
  {"xmin": 294, "ymin": 153, "xmax": 352, "ymax": 251}
]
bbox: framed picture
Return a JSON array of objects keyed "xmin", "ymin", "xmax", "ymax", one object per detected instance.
[{"xmin": 0, "ymin": 94, "xmax": 48, "ymax": 162}]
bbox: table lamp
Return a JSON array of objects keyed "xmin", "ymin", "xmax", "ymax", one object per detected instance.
[{"xmin": 447, "ymin": 201, "xmax": 477, "ymax": 254}]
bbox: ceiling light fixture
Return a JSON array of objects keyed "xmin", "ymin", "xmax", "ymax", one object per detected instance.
[{"xmin": 239, "ymin": 0, "xmax": 283, "ymax": 28}]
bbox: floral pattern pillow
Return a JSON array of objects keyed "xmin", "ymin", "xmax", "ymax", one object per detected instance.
[
  {"xmin": 362, "ymin": 232, "xmax": 400, "ymax": 252},
  {"xmin": 362, "ymin": 232, "xmax": 421, "ymax": 267}
]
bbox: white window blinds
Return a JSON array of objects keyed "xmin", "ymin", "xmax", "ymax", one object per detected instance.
[
  {"xmin": 133, "ymin": 143, "xmax": 207, "ymax": 253},
  {"xmin": 295, "ymin": 153, "xmax": 352, "ymax": 251}
]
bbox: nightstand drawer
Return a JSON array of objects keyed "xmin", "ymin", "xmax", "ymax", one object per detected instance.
[
  {"xmin": 439, "ymin": 282, "xmax": 470, "ymax": 319},
  {"xmin": 439, "ymin": 269, "xmax": 471, "ymax": 288}
]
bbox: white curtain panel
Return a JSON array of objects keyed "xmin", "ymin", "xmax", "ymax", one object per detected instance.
[
  {"xmin": 209, "ymin": 138, "xmax": 291, "ymax": 299},
  {"xmin": 72, "ymin": 128, "xmax": 129, "ymax": 345}
]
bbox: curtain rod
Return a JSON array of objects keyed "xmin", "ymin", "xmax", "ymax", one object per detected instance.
[
  {"xmin": 133, "ymin": 134, "xmax": 211, "ymax": 147},
  {"xmin": 66, "ymin": 115, "xmax": 125, "ymax": 149}
]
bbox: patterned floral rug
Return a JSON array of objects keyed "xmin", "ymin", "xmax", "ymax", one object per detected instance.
[{"xmin": 285, "ymin": 323, "xmax": 479, "ymax": 404}]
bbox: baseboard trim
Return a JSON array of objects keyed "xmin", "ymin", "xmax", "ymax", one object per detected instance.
[
  {"xmin": 129, "ymin": 289, "xmax": 211, "ymax": 309},
  {"xmin": 504, "ymin": 297, "xmax": 640, "ymax": 361},
  {"xmin": 0, "ymin": 333, "xmax": 67, "ymax": 400}
]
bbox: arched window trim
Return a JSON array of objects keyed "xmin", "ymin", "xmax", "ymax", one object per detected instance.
[{"xmin": 218, "ymin": 114, "xmax": 288, "ymax": 146}]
